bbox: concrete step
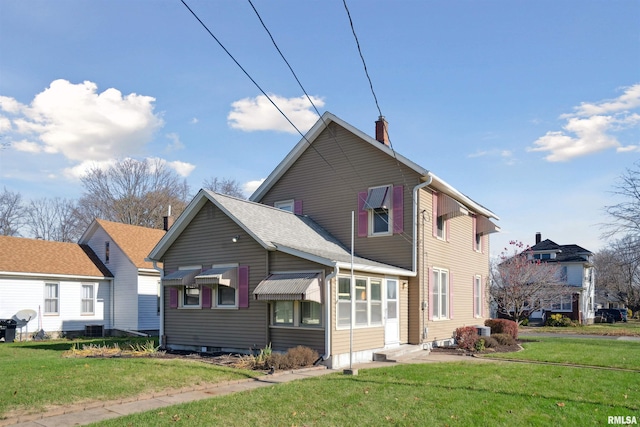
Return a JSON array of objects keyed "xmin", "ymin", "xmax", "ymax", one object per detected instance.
[{"xmin": 373, "ymin": 344, "xmax": 427, "ymax": 362}]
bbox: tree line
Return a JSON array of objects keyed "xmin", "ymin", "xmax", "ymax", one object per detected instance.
[{"xmin": 0, "ymin": 158, "xmax": 245, "ymax": 242}]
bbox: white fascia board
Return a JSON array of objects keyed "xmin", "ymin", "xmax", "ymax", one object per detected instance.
[
  {"xmin": 78, "ymin": 218, "xmax": 101, "ymax": 244},
  {"xmin": 427, "ymin": 171, "xmax": 500, "ymax": 220},
  {"xmin": 0, "ymin": 271, "xmax": 112, "ymax": 281}
]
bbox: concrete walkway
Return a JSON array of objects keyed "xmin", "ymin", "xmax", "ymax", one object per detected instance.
[{"xmin": 2, "ymin": 352, "xmax": 485, "ymax": 427}]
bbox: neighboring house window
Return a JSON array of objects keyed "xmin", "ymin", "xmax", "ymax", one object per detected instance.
[
  {"xmin": 474, "ymin": 275, "xmax": 482, "ymax": 318},
  {"xmin": 182, "ymin": 285, "xmax": 201, "ymax": 307},
  {"xmin": 431, "ymin": 268, "xmax": 449, "ymax": 320},
  {"xmin": 81, "ymin": 284, "xmax": 94, "ymax": 315},
  {"xmin": 551, "ymin": 295, "xmax": 572, "ymax": 311},
  {"xmin": 105, "ymin": 242, "xmax": 110, "ymax": 264},
  {"xmin": 337, "ymin": 276, "xmax": 383, "ymax": 328},
  {"xmin": 358, "ymin": 186, "xmax": 403, "ymax": 237},
  {"xmin": 541, "ymin": 253, "xmax": 551, "ymax": 260},
  {"xmin": 44, "ymin": 283, "xmax": 59, "ymax": 315}
]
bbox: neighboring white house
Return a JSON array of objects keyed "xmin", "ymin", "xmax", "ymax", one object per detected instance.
[
  {"xmin": 527, "ymin": 232, "xmax": 596, "ymax": 324},
  {"xmin": 0, "ymin": 235, "xmax": 113, "ymax": 337},
  {"xmin": 79, "ymin": 219, "xmax": 166, "ymax": 335}
]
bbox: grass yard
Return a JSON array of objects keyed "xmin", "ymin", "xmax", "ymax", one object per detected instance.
[
  {"xmin": 91, "ymin": 362, "xmax": 639, "ymax": 427},
  {"xmin": 521, "ymin": 319, "xmax": 640, "ymax": 336},
  {"xmin": 486, "ymin": 337, "xmax": 640, "ymax": 370},
  {"xmin": 0, "ymin": 338, "xmax": 261, "ymax": 419}
]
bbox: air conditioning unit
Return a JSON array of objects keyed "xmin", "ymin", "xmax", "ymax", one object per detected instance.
[{"xmin": 476, "ymin": 326, "xmax": 490, "ymax": 337}]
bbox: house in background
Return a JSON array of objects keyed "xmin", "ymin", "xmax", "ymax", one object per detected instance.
[
  {"xmin": 79, "ymin": 219, "xmax": 166, "ymax": 335},
  {"xmin": 0, "ymin": 236, "xmax": 113, "ymax": 337},
  {"xmin": 148, "ymin": 112, "xmax": 500, "ymax": 368},
  {"xmin": 527, "ymin": 232, "xmax": 595, "ymax": 324}
]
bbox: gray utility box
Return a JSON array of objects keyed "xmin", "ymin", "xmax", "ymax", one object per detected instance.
[{"xmin": 476, "ymin": 326, "xmax": 491, "ymax": 337}]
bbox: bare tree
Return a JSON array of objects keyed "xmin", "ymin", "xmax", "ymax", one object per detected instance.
[
  {"xmin": 490, "ymin": 240, "xmax": 571, "ymax": 324},
  {"xmin": 603, "ymin": 161, "xmax": 640, "ymax": 239},
  {"xmin": 77, "ymin": 158, "xmax": 190, "ymax": 230},
  {"xmin": 0, "ymin": 187, "xmax": 25, "ymax": 236},
  {"xmin": 202, "ymin": 177, "xmax": 245, "ymax": 198},
  {"xmin": 595, "ymin": 236, "xmax": 640, "ymax": 313},
  {"xmin": 24, "ymin": 197, "xmax": 82, "ymax": 242}
]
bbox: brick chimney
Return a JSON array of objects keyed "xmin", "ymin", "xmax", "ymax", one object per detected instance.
[
  {"xmin": 535, "ymin": 232, "xmax": 541, "ymax": 244},
  {"xmin": 375, "ymin": 116, "xmax": 389, "ymax": 146}
]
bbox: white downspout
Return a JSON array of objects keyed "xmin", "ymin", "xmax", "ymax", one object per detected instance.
[
  {"xmin": 413, "ymin": 175, "xmax": 433, "ymax": 273},
  {"xmin": 152, "ymin": 261, "xmax": 164, "ymax": 347},
  {"xmin": 323, "ymin": 266, "xmax": 338, "ymax": 363}
]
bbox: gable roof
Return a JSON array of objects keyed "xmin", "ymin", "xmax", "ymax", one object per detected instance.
[
  {"xmin": 148, "ymin": 190, "xmax": 415, "ymax": 277},
  {"xmin": 0, "ymin": 235, "xmax": 112, "ymax": 278},
  {"xmin": 80, "ymin": 219, "xmax": 166, "ymax": 270},
  {"xmin": 249, "ymin": 111, "xmax": 499, "ymax": 221},
  {"xmin": 530, "ymin": 239, "xmax": 593, "ymax": 263}
]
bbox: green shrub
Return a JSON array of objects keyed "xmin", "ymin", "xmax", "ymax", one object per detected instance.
[
  {"xmin": 485, "ymin": 319, "xmax": 518, "ymax": 339},
  {"xmin": 474, "ymin": 338, "xmax": 486, "ymax": 352},
  {"xmin": 455, "ymin": 326, "xmax": 479, "ymax": 351},
  {"xmin": 545, "ymin": 313, "xmax": 574, "ymax": 327},
  {"xmin": 520, "ymin": 318, "xmax": 529, "ymax": 326},
  {"xmin": 491, "ymin": 333, "xmax": 516, "ymax": 346}
]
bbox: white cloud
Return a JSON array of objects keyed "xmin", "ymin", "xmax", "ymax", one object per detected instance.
[
  {"xmin": 0, "ymin": 116, "xmax": 12, "ymax": 133},
  {"xmin": 12, "ymin": 139, "xmax": 43, "ymax": 153},
  {"xmin": 1, "ymin": 79, "xmax": 164, "ymax": 162},
  {"xmin": 227, "ymin": 94, "xmax": 324, "ymax": 134},
  {"xmin": 530, "ymin": 83, "xmax": 640, "ymax": 162},
  {"xmin": 190, "ymin": 117, "xmax": 198, "ymax": 124},
  {"xmin": 165, "ymin": 132, "xmax": 184, "ymax": 152},
  {"xmin": 617, "ymin": 145, "xmax": 640, "ymax": 153},
  {"xmin": 165, "ymin": 160, "xmax": 195, "ymax": 177},
  {"xmin": 244, "ymin": 178, "xmax": 265, "ymax": 195}
]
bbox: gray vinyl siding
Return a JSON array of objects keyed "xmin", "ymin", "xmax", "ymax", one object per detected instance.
[
  {"xmin": 269, "ymin": 327, "xmax": 324, "ymax": 354},
  {"xmin": 258, "ymin": 122, "xmax": 421, "ymax": 270},
  {"xmin": 162, "ymin": 202, "xmax": 268, "ymax": 350}
]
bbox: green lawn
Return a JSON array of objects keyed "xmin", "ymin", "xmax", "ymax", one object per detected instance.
[
  {"xmin": 486, "ymin": 337, "xmax": 640, "ymax": 370},
  {"xmin": 521, "ymin": 319, "xmax": 640, "ymax": 336},
  {"xmin": 0, "ymin": 338, "xmax": 261, "ymax": 418},
  {"xmin": 91, "ymin": 362, "xmax": 638, "ymax": 427}
]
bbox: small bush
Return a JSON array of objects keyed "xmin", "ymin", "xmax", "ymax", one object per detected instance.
[
  {"xmin": 474, "ymin": 338, "xmax": 485, "ymax": 352},
  {"xmin": 520, "ymin": 318, "xmax": 529, "ymax": 326},
  {"xmin": 545, "ymin": 313, "xmax": 574, "ymax": 327},
  {"xmin": 455, "ymin": 326, "xmax": 479, "ymax": 351},
  {"xmin": 482, "ymin": 336, "xmax": 499, "ymax": 348},
  {"xmin": 491, "ymin": 333, "xmax": 516, "ymax": 346},
  {"xmin": 485, "ymin": 319, "xmax": 518, "ymax": 339}
]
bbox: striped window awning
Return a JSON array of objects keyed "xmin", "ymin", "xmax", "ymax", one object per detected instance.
[
  {"xmin": 476, "ymin": 216, "xmax": 500, "ymax": 235},
  {"xmin": 254, "ymin": 272, "xmax": 322, "ymax": 303},
  {"xmin": 195, "ymin": 266, "xmax": 237, "ymax": 288},
  {"xmin": 438, "ymin": 193, "xmax": 469, "ymax": 220},
  {"xmin": 161, "ymin": 269, "xmax": 199, "ymax": 286},
  {"xmin": 364, "ymin": 186, "xmax": 390, "ymax": 210}
]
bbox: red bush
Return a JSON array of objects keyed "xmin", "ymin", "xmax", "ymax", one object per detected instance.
[
  {"xmin": 454, "ymin": 326, "xmax": 479, "ymax": 351},
  {"xmin": 484, "ymin": 319, "xmax": 518, "ymax": 340}
]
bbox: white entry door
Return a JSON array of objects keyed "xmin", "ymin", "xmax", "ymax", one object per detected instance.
[{"xmin": 385, "ymin": 279, "xmax": 399, "ymax": 346}]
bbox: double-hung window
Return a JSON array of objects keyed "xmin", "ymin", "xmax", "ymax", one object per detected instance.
[
  {"xmin": 183, "ymin": 285, "xmax": 200, "ymax": 307},
  {"xmin": 366, "ymin": 186, "xmax": 392, "ymax": 236},
  {"xmin": 44, "ymin": 283, "xmax": 59, "ymax": 315},
  {"xmin": 474, "ymin": 275, "xmax": 482, "ymax": 318},
  {"xmin": 81, "ymin": 284, "xmax": 95, "ymax": 315},
  {"xmin": 431, "ymin": 268, "xmax": 449, "ymax": 320},
  {"xmin": 337, "ymin": 276, "xmax": 383, "ymax": 328}
]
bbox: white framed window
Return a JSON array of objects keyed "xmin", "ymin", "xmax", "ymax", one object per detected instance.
[
  {"xmin": 216, "ymin": 286, "xmax": 236, "ymax": 307},
  {"xmin": 270, "ymin": 300, "xmax": 322, "ymax": 327},
  {"xmin": 81, "ymin": 284, "xmax": 95, "ymax": 315},
  {"xmin": 431, "ymin": 268, "xmax": 449, "ymax": 320},
  {"xmin": 182, "ymin": 285, "xmax": 201, "ymax": 308},
  {"xmin": 436, "ymin": 215, "xmax": 446, "ymax": 240},
  {"xmin": 44, "ymin": 283, "xmax": 59, "ymax": 315},
  {"xmin": 300, "ymin": 301, "xmax": 322, "ymax": 326},
  {"xmin": 273, "ymin": 301, "xmax": 294, "ymax": 325},
  {"xmin": 474, "ymin": 275, "xmax": 482, "ymax": 318},
  {"xmin": 366, "ymin": 185, "xmax": 392, "ymax": 236},
  {"xmin": 275, "ymin": 200, "xmax": 294, "ymax": 212},
  {"xmin": 337, "ymin": 276, "xmax": 383, "ymax": 328},
  {"xmin": 474, "ymin": 232, "xmax": 482, "ymax": 252},
  {"xmin": 551, "ymin": 296, "xmax": 572, "ymax": 311}
]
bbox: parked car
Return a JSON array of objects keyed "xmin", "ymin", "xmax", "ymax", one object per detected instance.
[
  {"xmin": 614, "ymin": 308, "xmax": 628, "ymax": 322},
  {"xmin": 595, "ymin": 308, "xmax": 623, "ymax": 323}
]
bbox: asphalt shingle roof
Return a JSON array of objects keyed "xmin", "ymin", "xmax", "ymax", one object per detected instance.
[
  {"xmin": 0, "ymin": 235, "xmax": 112, "ymax": 277},
  {"xmin": 94, "ymin": 219, "xmax": 166, "ymax": 269}
]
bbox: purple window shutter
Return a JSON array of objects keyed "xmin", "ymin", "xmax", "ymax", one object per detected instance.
[
  {"xmin": 449, "ymin": 272, "xmax": 454, "ymax": 319},
  {"xmin": 358, "ymin": 191, "xmax": 368, "ymax": 237},
  {"xmin": 202, "ymin": 286, "xmax": 211, "ymax": 309},
  {"xmin": 432, "ymin": 192, "xmax": 438, "ymax": 237},
  {"xmin": 392, "ymin": 185, "xmax": 404, "ymax": 234},
  {"xmin": 238, "ymin": 265, "xmax": 249, "ymax": 308},
  {"xmin": 294, "ymin": 199, "xmax": 303, "ymax": 215},
  {"xmin": 169, "ymin": 288, "xmax": 178, "ymax": 309},
  {"xmin": 428, "ymin": 267, "xmax": 433, "ymax": 321}
]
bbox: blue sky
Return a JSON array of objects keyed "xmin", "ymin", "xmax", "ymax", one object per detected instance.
[{"xmin": 1, "ymin": 0, "xmax": 638, "ymax": 256}]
